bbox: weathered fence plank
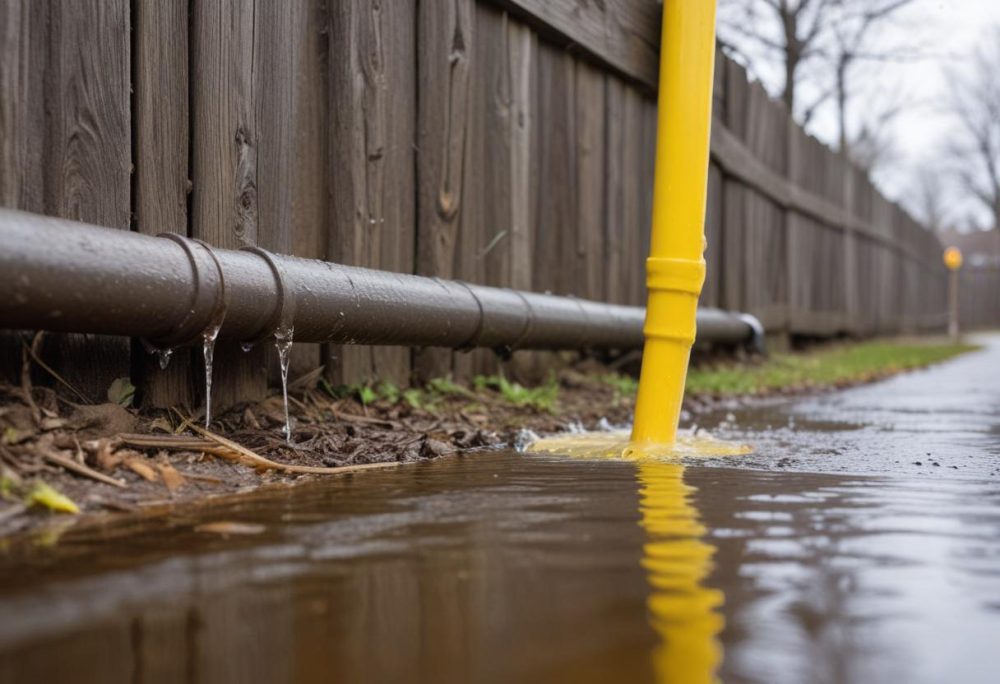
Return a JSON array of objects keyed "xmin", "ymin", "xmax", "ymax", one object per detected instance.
[
  {"xmin": 191, "ymin": 0, "xmax": 265, "ymax": 410},
  {"xmin": 0, "ymin": 0, "xmax": 132, "ymax": 401},
  {"xmin": 415, "ymin": 0, "xmax": 474, "ymax": 381},
  {"xmin": 484, "ymin": 0, "xmax": 661, "ymax": 90},
  {"xmin": 2, "ymin": 0, "xmax": 976, "ymax": 407},
  {"xmin": 330, "ymin": 0, "xmax": 416, "ymax": 386},
  {"xmin": 134, "ymin": 0, "xmax": 192, "ymax": 408},
  {"xmin": 287, "ymin": 0, "xmax": 328, "ymax": 384}
]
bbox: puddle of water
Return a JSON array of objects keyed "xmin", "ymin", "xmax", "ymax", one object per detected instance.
[
  {"xmin": 1, "ymin": 335, "xmax": 997, "ymax": 682},
  {"xmin": 0, "ymin": 449, "xmax": 998, "ymax": 683}
]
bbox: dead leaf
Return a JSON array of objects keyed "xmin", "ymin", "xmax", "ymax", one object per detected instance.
[
  {"xmin": 38, "ymin": 417, "xmax": 67, "ymax": 431},
  {"xmin": 242, "ymin": 407, "xmax": 261, "ymax": 430},
  {"xmin": 156, "ymin": 461, "xmax": 186, "ymax": 493},
  {"xmin": 124, "ymin": 456, "xmax": 159, "ymax": 482},
  {"xmin": 195, "ymin": 521, "xmax": 266, "ymax": 536},
  {"xmin": 149, "ymin": 417, "xmax": 174, "ymax": 434},
  {"xmin": 91, "ymin": 440, "xmax": 123, "ymax": 471},
  {"xmin": 107, "ymin": 377, "xmax": 135, "ymax": 407},
  {"xmin": 69, "ymin": 404, "xmax": 138, "ymax": 437},
  {"xmin": 25, "ymin": 481, "xmax": 79, "ymax": 514}
]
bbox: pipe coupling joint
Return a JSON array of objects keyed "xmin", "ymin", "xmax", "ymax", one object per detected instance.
[
  {"xmin": 645, "ymin": 256, "xmax": 706, "ymax": 295},
  {"xmin": 240, "ymin": 246, "xmax": 296, "ymax": 344},
  {"xmin": 642, "ymin": 256, "xmax": 704, "ymax": 345},
  {"xmin": 145, "ymin": 233, "xmax": 227, "ymax": 349}
]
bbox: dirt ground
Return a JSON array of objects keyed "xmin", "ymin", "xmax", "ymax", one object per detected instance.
[
  {"xmin": 0, "ymin": 359, "xmax": 661, "ymax": 537},
  {"xmin": 0, "ymin": 340, "xmax": 961, "ymax": 538}
]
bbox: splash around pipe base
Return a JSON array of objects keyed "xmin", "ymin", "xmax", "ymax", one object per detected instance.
[{"xmin": 526, "ymin": 431, "xmax": 751, "ymax": 461}]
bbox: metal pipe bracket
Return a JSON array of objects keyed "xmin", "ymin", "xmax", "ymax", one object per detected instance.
[
  {"xmin": 240, "ymin": 246, "xmax": 296, "ymax": 343},
  {"xmin": 145, "ymin": 233, "xmax": 227, "ymax": 349}
]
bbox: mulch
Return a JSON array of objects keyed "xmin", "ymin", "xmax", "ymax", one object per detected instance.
[{"xmin": 0, "ymin": 362, "xmax": 649, "ymax": 538}]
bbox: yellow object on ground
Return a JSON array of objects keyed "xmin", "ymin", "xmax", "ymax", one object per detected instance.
[
  {"xmin": 631, "ymin": 0, "xmax": 719, "ymax": 445},
  {"xmin": 527, "ymin": 431, "xmax": 750, "ymax": 460}
]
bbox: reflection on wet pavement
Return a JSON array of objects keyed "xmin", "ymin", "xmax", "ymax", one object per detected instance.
[
  {"xmin": 637, "ymin": 462, "xmax": 723, "ymax": 682},
  {"xmin": 0, "ymin": 336, "xmax": 997, "ymax": 682}
]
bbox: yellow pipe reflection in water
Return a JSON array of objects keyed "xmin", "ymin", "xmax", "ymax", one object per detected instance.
[
  {"xmin": 637, "ymin": 460, "xmax": 724, "ymax": 683},
  {"xmin": 527, "ymin": 434, "xmax": 739, "ymax": 681}
]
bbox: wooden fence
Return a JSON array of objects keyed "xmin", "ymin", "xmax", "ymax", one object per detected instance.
[
  {"xmin": 0, "ymin": 0, "xmax": 967, "ymax": 410},
  {"xmin": 961, "ymin": 266, "xmax": 1000, "ymax": 330}
]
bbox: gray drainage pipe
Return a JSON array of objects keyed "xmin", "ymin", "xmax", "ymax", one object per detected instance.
[{"xmin": 0, "ymin": 209, "xmax": 763, "ymax": 354}]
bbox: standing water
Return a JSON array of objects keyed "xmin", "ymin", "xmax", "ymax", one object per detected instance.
[
  {"xmin": 0, "ymin": 335, "xmax": 998, "ymax": 682},
  {"xmin": 274, "ymin": 326, "xmax": 294, "ymax": 443}
]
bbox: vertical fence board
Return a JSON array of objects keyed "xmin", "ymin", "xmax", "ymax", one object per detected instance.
[
  {"xmin": 575, "ymin": 60, "xmax": 605, "ymax": 302},
  {"xmin": 134, "ymin": 0, "xmax": 192, "ymax": 408},
  {"xmin": 415, "ymin": 0, "xmax": 473, "ymax": 381},
  {"xmin": 534, "ymin": 44, "xmax": 576, "ymax": 297},
  {"xmin": 288, "ymin": 0, "xmax": 329, "ymax": 382},
  {"xmin": 0, "ymin": 0, "xmax": 31, "ymax": 383},
  {"xmin": 603, "ymin": 75, "xmax": 626, "ymax": 305},
  {"xmin": 330, "ymin": 0, "xmax": 416, "ymax": 386},
  {"xmin": 25, "ymin": 0, "xmax": 132, "ymax": 402}
]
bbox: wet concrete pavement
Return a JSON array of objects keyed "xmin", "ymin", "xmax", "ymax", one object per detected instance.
[{"xmin": 0, "ymin": 335, "xmax": 997, "ymax": 683}]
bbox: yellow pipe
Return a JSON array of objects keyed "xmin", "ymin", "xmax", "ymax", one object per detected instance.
[{"xmin": 631, "ymin": 0, "xmax": 718, "ymax": 445}]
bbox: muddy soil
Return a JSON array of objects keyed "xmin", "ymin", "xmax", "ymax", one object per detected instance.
[
  {"xmin": 0, "ymin": 361, "xmax": 649, "ymax": 537},
  {"xmin": 0, "ymin": 345, "xmax": 961, "ymax": 539}
]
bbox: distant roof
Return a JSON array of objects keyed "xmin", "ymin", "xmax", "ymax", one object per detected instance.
[{"xmin": 938, "ymin": 228, "xmax": 1000, "ymax": 266}]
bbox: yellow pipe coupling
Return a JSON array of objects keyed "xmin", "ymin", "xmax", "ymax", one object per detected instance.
[{"xmin": 642, "ymin": 257, "xmax": 707, "ymax": 345}]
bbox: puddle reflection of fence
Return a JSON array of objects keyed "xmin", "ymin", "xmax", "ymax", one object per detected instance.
[{"xmin": 636, "ymin": 461, "xmax": 724, "ymax": 683}]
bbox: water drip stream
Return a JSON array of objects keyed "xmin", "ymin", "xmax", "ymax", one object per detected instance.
[
  {"xmin": 202, "ymin": 323, "xmax": 221, "ymax": 428},
  {"xmin": 274, "ymin": 326, "xmax": 294, "ymax": 443},
  {"xmin": 141, "ymin": 340, "xmax": 173, "ymax": 371}
]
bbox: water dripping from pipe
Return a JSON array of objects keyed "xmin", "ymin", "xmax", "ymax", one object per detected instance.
[
  {"xmin": 140, "ymin": 339, "xmax": 173, "ymax": 370},
  {"xmin": 156, "ymin": 348, "xmax": 173, "ymax": 370},
  {"xmin": 275, "ymin": 326, "xmax": 294, "ymax": 443},
  {"xmin": 202, "ymin": 323, "xmax": 221, "ymax": 428}
]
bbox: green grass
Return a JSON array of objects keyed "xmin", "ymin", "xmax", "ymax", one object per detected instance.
[
  {"xmin": 318, "ymin": 372, "xmax": 560, "ymax": 413},
  {"xmin": 684, "ymin": 340, "xmax": 978, "ymax": 396},
  {"xmin": 473, "ymin": 373, "xmax": 560, "ymax": 412}
]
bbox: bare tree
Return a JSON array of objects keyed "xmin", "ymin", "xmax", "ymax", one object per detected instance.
[
  {"xmin": 717, "ymin": 0, "xmax": 837, "ymax": 121},
  {"xmin": 844, "ymin": 86, "xmax": 909, "ymax": 174},
  {"xmin": 945, "ymin": 29, "xmax": 1000, "ymax": 230},
  {"xmin": 718, "ymin": 0, "xmax": 919, "ymax": 146},
  {"xmin": 827, "ymin": 1, "xmax": 920, "ymax": 155},
  {"xmin": 907, "ymin": 167, "xmax": 951, "ymax": 233}
]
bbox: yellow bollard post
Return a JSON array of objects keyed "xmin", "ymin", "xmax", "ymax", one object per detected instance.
[
  {"xmin": 944, "ymin": 246, "xmax": 963, "ymax": 341},
  {"xmin": 631, "ymin": 0, "xmax": 719, "ymax": 445}
]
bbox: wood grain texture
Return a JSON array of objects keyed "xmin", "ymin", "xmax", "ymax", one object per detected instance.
[
  {"xmin": 484, "ymin": 0, "xmax": 661, "ymax": 90},
  {"xmin": 329, "ymin": 0, "xmax": 416, "ymax": 386},
  {"xmin": 575, "ymin": 60, "xmax": 605, "ymax": 302},
  {"xmin": 191, "ymin": 0, "xmax": 265, "ymax": 411},
  {"xmin": 0, "ymin": 0, "xmax": 131, "ymax": 400},
  {"xmin": 534, "ymin": 44, "xmax": 576, "ymax": 297},
  {"xmin": 0, "ymin": 0, "xmax": 29, "ymax": 385},
  {"xmin": 455, "ymin": 4, "xmax": 511, "ymax": 379},
  {"xmin": 134, "ymin": 0, "xmax": 192, "ymax": 408},
  {"xmin": 287, "ymin": 0, "xmax": 328, "ymax": 383},
  {"xmin": 415, "ymin": 0, "xmax": 474, "ymax": 381},
  {"xmin": 191, "ymin": 0, "xmax": 315, "ymax": 410}
]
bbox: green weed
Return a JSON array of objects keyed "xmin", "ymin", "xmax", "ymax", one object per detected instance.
[{"xmin": 474, "ymin": 372, "xmax": 559, "ymax": 412}]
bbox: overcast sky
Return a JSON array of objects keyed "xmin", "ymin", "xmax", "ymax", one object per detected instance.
[{"xmin": 720, "ymin": 0, "xmax": 1000, "ymax": 228}]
